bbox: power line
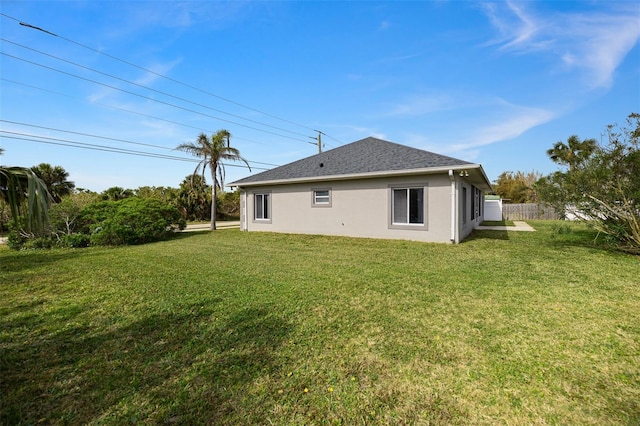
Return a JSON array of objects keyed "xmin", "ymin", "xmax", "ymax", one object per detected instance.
[
  {"xmin": 1, "ymin": 119, "xmax": 175, "ymax": 151},
  {"xmin": 0, "ymin": 77, "xmax": 277, "ymax": 149},
  {"xmin": 0, "ymin": 119, "xmax": 281, "ymax": 167},
  {"xmin": 0, "ymin": 131, "xmax": 271, "ymax": 170},
  {"xmin": 1, "ymin": 131, "xmax": 198, "ymax": 162},
  {"xmin": 1, "ymin": 51, "xmax": 312, "ymax": 144},
  {"xmin": 1, "ymin": 37, "xmax": 312, "ymax": 140},
  {"xmin": 1, "ymin": 12, "xmax": 317, "ymax": 133},
  {"xmin": 323, "ymin": 132, "xmax": 345, "ymax": 146},
  {"xmin": 1, "ymin": 77, "xmax": 209, "ymax": 133}
]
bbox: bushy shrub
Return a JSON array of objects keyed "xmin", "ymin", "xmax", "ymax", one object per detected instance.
[
  {"xmin": 59, "ymin": 233, "xmax": 91, "ymax": 248},
  {"xmin": 23, "ymin": 235, "xmax": 57, "ymax": 249},
  {"xmin": 7, "ymin": 229, "xmax": 56, "ymax": 250},
  {"xmin": 6, "ymin": 229, "xmax": 27, "ymax": 250},
  {"xmin": 6, "ymin": 196, "xmax": 186, "ymax": 249},
  {"xmin": 82, "ymin": 197, "xmax": 185, "ymax": 246},
  {"xmin": 49, "ymin": 192, "xmax": 100, "ymax": 235},
  {"xmin": 537, "ymin": 113, "xmax": 640, "ymax": 254}
]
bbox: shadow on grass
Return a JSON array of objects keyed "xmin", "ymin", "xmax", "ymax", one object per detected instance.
[
  {"xmin": 467, "ymin": 222, "xmax": 628, "ymax": 256},
  {"xmin": 169, "ymin": 230, "xmax": 213, "ymax": 241},
  {"xmin": 535, "ymin": 222, "xmax": 629, "ymax": 255},
  {"xmin": 0, "ymin": 249, "xmax": 88, "ymax": 275},
  {"xmin": 465, "ymin": 229, "xmax": 510, "ymax": 241},
  {"xmin": 0, "ymin": 300, "xmax": 293, "ymax": 424}
]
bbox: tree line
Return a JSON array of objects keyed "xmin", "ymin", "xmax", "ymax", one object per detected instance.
[
  {"xmin": 490, "ymin": 113, "xmax": 639, "ymax": 254},
  {"xmin": 1, "ymin": 129, "xmax": 249, "ymax": 249},
  {"xmin": 536, "ymin": 113, "xmax": 639, "ymax": 254}
]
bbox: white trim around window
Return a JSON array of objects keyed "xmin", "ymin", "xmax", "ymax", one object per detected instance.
[
  {"xmin": 388, "ymin": 183, "xmax": 428, "ymax": 230},
  {"xmin": 311, "ymin": 188, "xmax": 332, "ymax": 207},
  {"xmin": 253, "ymin": 191, "xmax": 272, "ymax": 223}
]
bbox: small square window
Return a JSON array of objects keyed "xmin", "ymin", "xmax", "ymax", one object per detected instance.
[{"xmin": 312, "ymin": 188, "xmax": 331, "ymax": 207}]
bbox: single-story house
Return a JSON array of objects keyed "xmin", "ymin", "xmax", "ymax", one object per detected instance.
[{"xmin": 230, "ymin": 137, "xmax": 492, "ymax": 243}]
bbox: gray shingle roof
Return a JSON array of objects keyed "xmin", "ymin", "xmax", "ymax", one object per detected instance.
[{"xmin": 232, "ymin": 137, "xmax": 473, "ymax": 185}]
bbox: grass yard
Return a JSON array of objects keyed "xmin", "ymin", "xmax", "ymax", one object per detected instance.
[{"xmin": 1, "ymin": 221, "xmax": 638, "ymax": 425}]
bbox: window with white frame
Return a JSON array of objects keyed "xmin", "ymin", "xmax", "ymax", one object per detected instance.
[
  {"xmin": 254, "ymin": 192, "xmax": 270, "ymax": 221},
  {"xmin": 312, "ymin": 188, "xmax": 331, "ymax": 207},
  {"xmin": 392, "ymin": 187, "xmax": 424, "ymax": 225}
]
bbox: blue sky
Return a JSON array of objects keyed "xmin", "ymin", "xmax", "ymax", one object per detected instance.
[{"xmin": 1, "ymin": 1, "xmax": 638, "ymax": 192}]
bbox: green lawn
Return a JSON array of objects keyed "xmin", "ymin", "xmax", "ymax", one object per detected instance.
[{"xmin": 1, "ymin": 222, "xmax": 638, "ymax": 425}]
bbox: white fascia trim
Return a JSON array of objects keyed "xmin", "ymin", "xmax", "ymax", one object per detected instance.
[{"xmin": 231, "ymin": 164, "xmax": 482, "ymax": 188}]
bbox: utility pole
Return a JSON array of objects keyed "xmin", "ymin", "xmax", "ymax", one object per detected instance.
[{"xmin": 309, "ymin": 130, "xmax": 324, "ymax": 154}]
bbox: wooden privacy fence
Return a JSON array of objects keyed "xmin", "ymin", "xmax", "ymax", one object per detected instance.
[{"xmin": 502, "ymin": 203, "xmax": 559, "ymax": 220}]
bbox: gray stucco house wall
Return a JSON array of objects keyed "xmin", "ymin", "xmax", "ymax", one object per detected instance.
[{"xmin": 231, "ymin": 137, "xmax": 492, "ymax": 243}]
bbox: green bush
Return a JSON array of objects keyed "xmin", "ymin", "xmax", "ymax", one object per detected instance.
[
  {"xmin": 83, "ymin": 198, "xmax": 186, "ymax": 246},
  {"xmin": 6, "ymin": 196, "xmax": 186, "ymax": 249},
  {"xmin": 6, "ymin": 229, "xmax": 27, "ymax": 250},
  {"xmin": 7, "ymin": 230, "xmax": 56, "ymax": 250},
  {"xmin": 23, "ymin": 236, "xmax": 57, "ymax": 250},
  {"xmin": 59, "ymin": 233, "xmax": 91, "ymax": 248}
]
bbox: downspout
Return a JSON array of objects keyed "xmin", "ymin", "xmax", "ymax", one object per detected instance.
[
  {"xmin": 449, "ymin": 169, "xmax": 456, "ymax": 243},
  {"xmin": 238, "ymin": 187, "xmax": 248, "ymax": 231},
  {"xmin": 245, "ymin": 190, "xmax": 249, "ymax": 231}
]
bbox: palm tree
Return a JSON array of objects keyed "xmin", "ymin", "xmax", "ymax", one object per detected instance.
[
  {"xmin": 546, "ymin": 135, "xmax": 597, "ymax": 172},
  {"xmin": 0, "ymin": 163, "xmax": 51, "ymax": 235},
  {"xmin": 101, "ymin": 186, "xmax": 134, "ymax": 201},
  {"xmin": 1, "ymin": 148, "xmax": 52, "ymax": 235},
  {"xmin": 31, "ymin": 163, "xmax": 75, "ymax": 203},
  {"xmin": 176, "ymin": 130, "xmax": 250, "ymax": 230},
  {"xmin": 177, "ymin": 174, "xmax": 210, "ymax": 221}
]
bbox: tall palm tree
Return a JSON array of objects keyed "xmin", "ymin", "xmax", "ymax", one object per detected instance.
[
  {"xmin": 176, "ymin": 130, "xmax": 250, "ymax": 230},
  {"xmin": 31, "ymin": 163, "xmax": 75, "ymax": 203},
  {"xmin": 546, "ymin": 135, "xmax": 597, "ymax": 172}
]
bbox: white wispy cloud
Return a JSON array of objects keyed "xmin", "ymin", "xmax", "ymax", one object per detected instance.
[
  {"xmin": 563, "ymin": 11, "xmax": 640, "ymax": 89},
  {"xmin": 101, "ymin": 1, "xmax": 263, "ymax": 42},
  {"xmin": 448, "ymin": 103, "xmax": 556, "ymax": 152},
  {"xmin": 128, "ymin": 1, "xmax": 255, "ymax": 29},
  {"xmin": 376, "ymin": 89, "xmax": 557, "ymax": 153},
  {"xmin": 383, "ymin": 93, "xmax": 458, "ymax": 117},
  {"xmin": 86, "ymin": 58, "xmax": 182, "ymax": 106},
  {"xmin": 481, "ymin": 2, "xmax": 537, "ymax": 50},
  {"xmin": 133, "ymin": 58, "xmax": 183, "ymax": 87},
  {"xmin": 378, "ymin": 96, "xmax": 557, "ymax": 159},
  {"xmin": 482, "ymin": 1, "xmax": 640, "ymax": 89},
  {"xmin": 379, "ymin": 51, "xmax": 426, "ymax": 63}
]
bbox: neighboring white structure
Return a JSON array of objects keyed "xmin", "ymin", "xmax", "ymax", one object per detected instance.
[
  {"xmin": 483, "ymin": 195, "xmax": 503, "ymax": 221},
  {"xmin": 564, "ymin": 204, "xmax": 602, "ymax": 221},
  {"xmin": 231, "ymin": 137, "xmax": 493, "ymax": 243}
]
